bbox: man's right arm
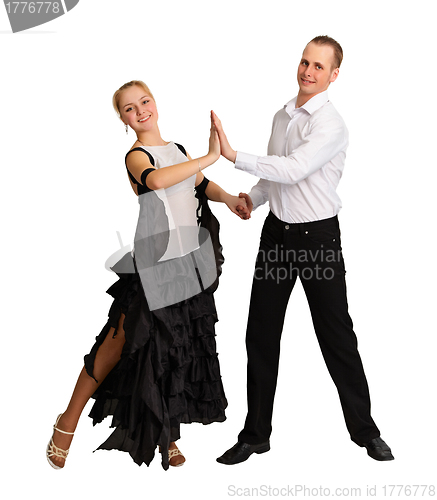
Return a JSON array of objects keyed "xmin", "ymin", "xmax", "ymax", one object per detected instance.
[
  {"xmin": 247, "ymin": 178, "xmax": 270, "ymax": 211},
  {"xmin": 234, "ymin": 114, "xmax": 348, "ymax": 185}
]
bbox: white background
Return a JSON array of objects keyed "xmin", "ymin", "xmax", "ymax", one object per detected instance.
[{"xmin": 1, "ymin": 1, "xmax": 436, "ymax": 498}]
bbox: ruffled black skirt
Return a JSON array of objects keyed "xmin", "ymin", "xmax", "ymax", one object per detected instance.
[{"xmin": 83, "ymin": 255, "xmax": 227, "ymax": 470}]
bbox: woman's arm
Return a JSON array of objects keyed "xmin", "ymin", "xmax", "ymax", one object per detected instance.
[
  {"xmin": 127, "ymin": 114, "xmax": 220, "ymax": 191},
  {"xmin": 188, "ymin": 151, "xmax": 251, "ymax": 220},
  {"xmin": 205, "ymin": 180, "xmax": 251, "ymax": 220}
]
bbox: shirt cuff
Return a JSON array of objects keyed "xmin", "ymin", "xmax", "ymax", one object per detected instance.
[
  {"xmin": 234, "ymin": 151, "xmax": 260, "ymax": 175},
  {"xmin": 247, "ymin": 188, "xmax": 264, "ymax": 211}
]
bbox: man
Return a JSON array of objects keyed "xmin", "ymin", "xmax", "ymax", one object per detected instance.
[{"xmin": 212, "ymin": 36, "xmax": 393, "ymax": 463}]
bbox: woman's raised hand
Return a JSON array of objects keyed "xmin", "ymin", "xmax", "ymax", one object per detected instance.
[
  {"xmin": 211, "ymin": 111, "xmax": 237, "ymax": 163},
  {"xmin": 208, "ymin": 112, "xmax": 221, "ymax": 162}
]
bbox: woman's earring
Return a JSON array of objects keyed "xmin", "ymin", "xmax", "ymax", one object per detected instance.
[{"xmin": 125, "ymin": 124, "xmax": 128, "ymax": 135}]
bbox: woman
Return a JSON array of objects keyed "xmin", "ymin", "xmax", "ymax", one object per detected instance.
[{"xmin": 46, "ymin": 80, "xmax": 249, "ymax": 470}]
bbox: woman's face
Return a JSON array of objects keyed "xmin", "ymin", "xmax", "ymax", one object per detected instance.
[{"xmin": 119, "ymin": 85, "xmax": 158, "ymax": 134}]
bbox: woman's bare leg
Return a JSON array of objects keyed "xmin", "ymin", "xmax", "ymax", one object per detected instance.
[{"xmin": 49, "ymin": 312, "xmax": 126, "ymax": 468}]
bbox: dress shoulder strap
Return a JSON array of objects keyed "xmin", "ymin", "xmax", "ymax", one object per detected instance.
[{"xmin": 175, "ymin": 143, "xmax": 187, "ymax": 157}]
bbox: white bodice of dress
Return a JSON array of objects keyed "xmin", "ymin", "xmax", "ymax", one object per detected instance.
[{"xmin": 136, "ymin": 142, "xmax": 199, "ymax": 262}]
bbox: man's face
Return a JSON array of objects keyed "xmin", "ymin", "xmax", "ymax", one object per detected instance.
[{"xmin": 296, "ymin": 42, "xmax": 339, "ymax": 102}]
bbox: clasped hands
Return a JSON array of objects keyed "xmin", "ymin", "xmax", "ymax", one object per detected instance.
[{"xmin": 209, "ymin": 111, "xmax": 252, "ymax": 220}]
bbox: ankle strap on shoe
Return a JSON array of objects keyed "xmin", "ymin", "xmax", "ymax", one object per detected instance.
[
  {"xmin": 53, "ymin": 425, "xmax": 75, "ymax": 435},
  {"xmin": 53, "ymin": 415, "xmax": 75, "ymax": 435}
]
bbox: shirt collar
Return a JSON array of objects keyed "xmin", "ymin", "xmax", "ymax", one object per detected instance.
[{"xmin": 284, "ymin": 90, "xmax": 329, "ymax": 117}]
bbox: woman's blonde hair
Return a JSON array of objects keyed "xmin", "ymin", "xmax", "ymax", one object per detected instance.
[{"xmin": 112, "ymin": 80, "xmax": 155, "ymax": 120}]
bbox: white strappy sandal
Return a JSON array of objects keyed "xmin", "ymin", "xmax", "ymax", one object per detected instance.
[
  {"xmin": 159, "ymin": 444, "xmax": 186, "ymax": 467},
  {"xmin": 168, "ymin": 447, "xmax": 185, "ymax": 467},
  {"xmin": 46, "ymin": 414, "xmax": 75, "ymax": 469}
]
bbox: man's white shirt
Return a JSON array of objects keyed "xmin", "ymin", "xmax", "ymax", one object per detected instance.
[{"xmin": 235, "ymin": 90, "xmax": 349, "ymax": 223}]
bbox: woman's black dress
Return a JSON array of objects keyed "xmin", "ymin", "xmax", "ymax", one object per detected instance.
[{"xmin": 83, "ymin": 143, "xmax": 227, "ymax": 470}]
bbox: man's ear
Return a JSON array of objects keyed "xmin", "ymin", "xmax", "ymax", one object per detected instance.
[{"xmin": 330, "ymin": 68, "xmax": 340, "ymax": 83}]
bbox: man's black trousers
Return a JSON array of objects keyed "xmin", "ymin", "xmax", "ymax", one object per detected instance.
[{"xmin": 238, "ymin": 211, "xmax": 380, "ymax": 446}]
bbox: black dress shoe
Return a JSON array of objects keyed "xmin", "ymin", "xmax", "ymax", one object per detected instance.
[
  {"xmin": 362, "ymin": 437, "xmax": 394, "ymax": 461},
  {"xmin": 216, "ymin": 441, "xmax": 270, "ymax": 465}
]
